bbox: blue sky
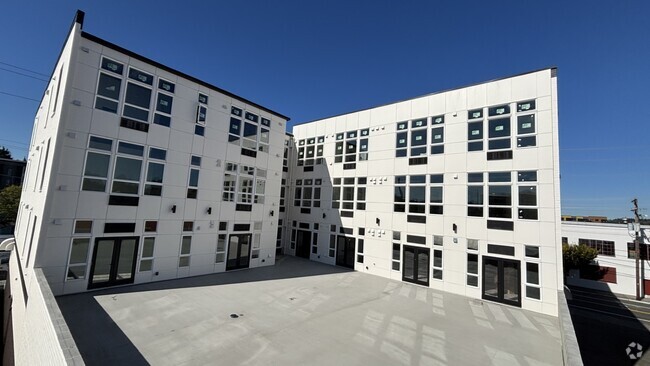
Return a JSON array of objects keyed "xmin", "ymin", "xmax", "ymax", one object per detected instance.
[{"xmin": 0, "ymin": 1, "xmax": 647, "ymax": 218}]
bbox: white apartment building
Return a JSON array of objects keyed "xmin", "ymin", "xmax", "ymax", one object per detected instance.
[
  {"xmin": 12, "ymin": 11, "xmax": 289, "ymax": 297},
  {"xmin": 563, "ymin": 221, "xmax": 650, "ymax": 297},
  {"xmin": 287, "ymin": 68, "xmax": 562, "ymax": 315},
  {"xmin": 9, "ymin": 10, "xmax": 562, "ymax": 319}
]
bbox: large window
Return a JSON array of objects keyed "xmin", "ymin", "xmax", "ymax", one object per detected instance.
[
  {"xmin": 179, "ymin": 236, "xmax": 191, "ymax": 267},
  {"xmin": 139, "ymin": 237, "xmax": 155, "ymax": 272},
  {"xmin": 222, "ymin": 162, "xmax": 265, "ymax": 209},
  {"xmin": 332, "ymin": 177, "xmax": 365, "ymax": 217},
  {"xmin": 467, "ymin": 172, "xmax": 484, "ymax": 217},
  {"xmin": 430, "ymin": 115, "xmax": 444, "ymax": 155},
  {"xmin": 123, "ymin": 68, "xmax": 153, "ymax": 123},
  {"xmin": 429, "ymin": 174, "xmax": 443, "ymax": 214},
  {"xmin": 516, "ymin": 100, "xmax": 536, "ymax": 148},
  {"xmin": 153, "ymin": 79, "xmax": 175, "ymax": 127},
  {"xmin": 66, "ymin": 238, "xmax": 90, "ymax": 280},
  {"xmin": 294, "ymin": 178, "xmax": 322, "ymax": 214},
  {"xmin": 94, "ymin": 57, "xmax": 123, "ymax": 113},
  {"xmin": 467, "ymin": 108, "xmax": 484, "ymax": 152},
  {"xmin": 228, "ymin": 107, "xmax": 269, "ymax": 154},
  {"xmin": 297, "ymin": 136, "xmax": 324, "ymax": 167},
  {"xmin": 335, "ymin": 129, "xmax": 368, "ymax": 169},
  {"xmin": 144, "ymin": 147, "xmax": 166, "ymax": 196},
  {"xmin": 111, "ymin": 142, "xmax": 144, "ymax": 196},
  {"xmin": 488, "ymin": 172, "xmax": 512, "ymax": 220},
  {"xmin": 82, "ymin": 136, "xmax": 113, "ymax": 192},
  {"xmin": 579, "ymin": 238, "xmax": 615, "ymax": 257},
  {"xmin": 487, "ymin": 104, "xmax": 511, "ymax": 151},
  {"xmin": 517, "ymin": 171, "xmax": 538, "ymax": 220},
  {"xmin": 432, "ymin": 235, "xmax": 443, "ymax": 280}
]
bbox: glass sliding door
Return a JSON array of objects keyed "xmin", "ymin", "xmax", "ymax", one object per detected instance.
[
  {"xmin": 88, "ymin": 237, "xmax": 139, "ymax": 289},
  {"xmin": 482, "ymin": 256, "xmax": 521, "ymax": 307},
  {"xmin": 295, "ymin": 230, "xmax": 311, "ymax": 259},
  {"xmin": 402, "ymin": 246, "xmax": 429, "ymax": 287},
  {"xmin": 226, "ymin": 234, "xmax": 252, "ymax": 271},
  {"xmin": 336, "ymin": 236, "xmax": 355, "ymax": 269}
]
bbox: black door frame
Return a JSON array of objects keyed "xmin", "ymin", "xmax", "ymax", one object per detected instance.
[
  {"xmin": 482, "ymin": 256, "xmax": 521, "ymax": 307},
  {"xmin": 295, "ymin": 230, "xmax": 311, "ymax": 259},
  {"xmin": 402, "ymin": 245, "xmax": 430, "ymax": 287},
  {"xmin": 88, "ymin": 236, "xmax": 139, "ymax": 290},
  {"xmin": 226, "ymin": 233, "xmax": 252, "ymax": 271},
  {"xmin": 335, "ymin": 235, "xmax": 355, "ymax": 269}
]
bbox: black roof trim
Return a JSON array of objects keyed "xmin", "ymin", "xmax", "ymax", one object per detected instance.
[
  {"xmin": 74, "ymin": 9, "xmax": 85, "ymax": 28},
  {"xmin": 293, "ymin": 67, "xmax": 557, "ymax": 127},
  {"xmin": 80, "ymin": 31, "xmax": 290, "ymax": 121}
]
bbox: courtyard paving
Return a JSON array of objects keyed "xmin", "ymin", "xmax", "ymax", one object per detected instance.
[{"xmin": 57, "ymin": 256, "xmax": 562, "ymax": 365}]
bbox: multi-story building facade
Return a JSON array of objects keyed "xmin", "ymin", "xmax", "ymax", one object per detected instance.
[
  {"xmin": 287, "ymin": 69, "xmax": 562, "ymax": 315},
  {"xmin": 12, "ymin": 11, "xmax": 289, "ymax": 296},
  {"xmin": 563, "ymin": 221, "xmax": 650, "ymax": 296},
  {"xmin": 9, "ymin": 11, "xmax": 562, "ymax": 319},
  {"xmin": 0, "ymin": 158, "xmax": 26, "ymax": 190}
]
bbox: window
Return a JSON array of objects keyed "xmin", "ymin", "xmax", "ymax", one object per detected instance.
[
  {"xmin": 467, "ymin": 108, "xmax": 484, "ymax": 152},
  {"xmin": 433, "ymin": 249, "xmax": 443, "ymax": 280},
  {"xmin": 183, "ymin": 221, "xmax": 194, "ymax": 232},
  {"xmin": 517, "ymin": 171, "xmax": 538, "ymax": 220},
  {"xmin": 329, "ymin": 235, "xmax": 336, "ymax": 257},
  {"xmin": 430, "ymin": 115, "xmax": 444, "ymax": 154},
  {"xmin": 488, "ymin": 172, "xmax": 512, "ymax": 226},
  {"xmin": 82, "ymin": 136, "xmax": 113, "ymax": 192},
  {"xmin": 525, "ymin": 245, "xmax": 540, "ymax": 258},
  {"xmin": 223, "ymin": 163, "xmax": 237, "ymax": 202},
  {"xmin": 467, "ymin": 172, "xmax": 484, "ymax": 217},
  {"xmin": 627, "ymin": 243, "xmax": 650, "ymax": 260},
  {"xmin": 295, "ymin": 179, "xmax": 321, "ymax": 213},
  {"xmin": 199, "ymin": 93, "xmax": 209, "ymax": 105},
  {"xmin": 429, "ymin": 174, "xmax": 443, "ymax": 214},
  {"xmin": 111, "ymin": 142, "xmax": 144, "ymax": 196},
  {"xmin": 66, "ymin": 238, "xmax": 90, "ymax": 280},
  {"xmin": 579, "ymin": 238, "xmax": 615, "ymax": 257},
  {"xmin": 144, "ymin": 147, "xmax": 166, "ymax": 196},
  {"xmin": 153, "ymin": 79, "xmax": 174, "ymax": 127},
  {"xmin": 74, "ymin": 220, "xmax": 92, "ymax": 234},
  {"xmin": 123, "ymin": 68, "xmax": 153, "ymax": 123},
  {"xmin": 392, "ymin": 243, "xmax": 400, "ymax": 271},
  {"xmin": 140, "ymin": 237, "xmax": 155, "ymax": 272},
  {"xmin": 312, "ymin": 232, "xmax": 319, "ymax": 255},
  {"xmin": 216, "ymin": 234, "xmax": 227, "ymax": 263},
  {"xmin": 39, "ymin": 139, "xmax": 51, "ymax": 191},
  {"xmin": 179, "ymin": 236, "xmax": 191, "ymax": 267},
  {"xmin": 467, "ymin": 253, "xmax": 478, "ymax": 287},
  {"xmin": 516, "ymin": 100, "xmax": 536, "ymax": 148},
  {"xmin": 95, "ymin": 58, "xmax": 123, "ymax": 113},
  {"xmin": 357, "ymin": 239, "xmax": 364, "ymax": 263},
  {"xmin": 526, "ymin": 262, "xmax": 541, "ymax": 299},
  {"xmin": 298, "ymin": 136, "xmax": 324, "ymax": 167},
  {"xmin": 488, "ymin": 117, "xmax": 511, "ymax": 150},
  {"xmin": 144, "ymin": 221, "xmax": 157, "ymax": 232},
  {"xmin": 332, "ymin": 177, "xmax": 359, "ymax": 217},
  {"xmin": 187, "ymin": 168, "xmax": 199, "ymax": 199},
  {"xmin": 394, "ymin": 176, "xmax": 406, "ymax": 212},
  {"xmin": 222, "ymin": 163, "xmax": 265, "ymax": 210}
]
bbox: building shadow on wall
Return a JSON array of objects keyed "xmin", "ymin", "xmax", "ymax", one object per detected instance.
[{"xmin": 566, "ymin": 283, "xmax": 650, "ymax": 365}]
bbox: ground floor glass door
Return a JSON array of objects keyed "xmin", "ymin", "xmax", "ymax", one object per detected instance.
[
  {"xmin": 295, "ymin": 230, "xmax": 311, "ymax": 259},
  {"xmin": 336, "ymin": 236, "xmax": 355, "ymax": 269},
  {"xmin": 227, "ymin": 234, "xmax": 252, "ymax": 271},
  {"xmin": 88, "ymin": 237, "xmax": 138, "ymax": 289},
  {"xmin": 402, "ymin": 246, "xmax": 429, "ymax": 286},
  {"xmin": 482, "ymin": 256, "xmax": 521, "ymax": 307}
]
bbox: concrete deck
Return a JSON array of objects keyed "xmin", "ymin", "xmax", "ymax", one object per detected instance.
[{"xmin": 57, "ymin": 256, "xmax": 562, "ymax": 365}]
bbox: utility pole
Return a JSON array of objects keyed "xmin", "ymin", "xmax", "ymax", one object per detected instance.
[{"xmin": 632, "ymin": 198, "xmax": 643, "ymax": 300}]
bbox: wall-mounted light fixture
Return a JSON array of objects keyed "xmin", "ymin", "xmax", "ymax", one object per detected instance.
[
  {"xmin": 207, "ymin": 207, "xmax": 212, "ymax": 215},
  {"xmin": 171, "ymin": 205, "xmax": 177, "ymax": 213},
  {"xmin": 270, "ymin": 210, "xmax": 275, "ymax": 217},
  {"xmin": 376, "ymin": 218, "xmax": 381, "ymax": 226},
  {"xmin": 452, "ymin": 223, "xmax": 458, "ymax": 234},
  {"xmin": 322, "ymin": 213, "xmax": 327, "ymax": 219}
]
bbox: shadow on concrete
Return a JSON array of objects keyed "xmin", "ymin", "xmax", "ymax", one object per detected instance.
[
  {"xmin": 566, "ymin": 284, "xmax": 650, "ymax": 365},
  {"xmin": 56, "ymin": 256, "xmax": 351, "ymax": 365}
]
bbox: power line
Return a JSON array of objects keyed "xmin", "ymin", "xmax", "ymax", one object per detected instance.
[
  {"xmin": 0, "ymin": 66, "xmax": 48, "ymax": 82},
  {"xmin": 0, "ymin": 90, "xmax": 40, "ymax": 102},
  {"xmin": 0, "ymin": 61, "xmax": 49, "ymax": 77},
  {"xmin": 0, "ymin": 138, "xmax": 29, "ymax": 147}
]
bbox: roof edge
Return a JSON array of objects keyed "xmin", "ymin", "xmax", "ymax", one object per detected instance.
[
  {"xmin": 80, "ymin": 31, "xmax": 290, "ymax": 121},
  {"xmin": 292, "ymin": 67, "xmax": 557, "ymax": 127}
]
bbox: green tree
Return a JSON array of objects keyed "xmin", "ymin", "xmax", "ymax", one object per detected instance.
[
  {"xmin": 0, "ymin": 185, "xmax": 21, "ymax": 225},
  {"xmin": 562, "ymin": 243, "xmax": 598, "ymax": 274},
  {"xmin": 0, "ymin": 146, "xmax": 11, "ymax": 159}
]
